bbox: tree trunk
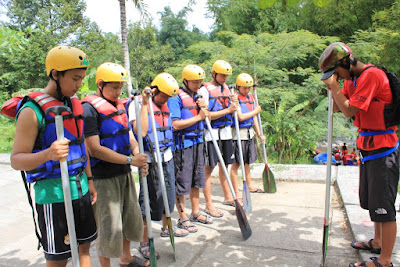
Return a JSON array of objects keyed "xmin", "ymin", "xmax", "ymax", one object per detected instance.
[{"xmin": 119, "ymin": 0, "xmax": 133, "ymax": 96}]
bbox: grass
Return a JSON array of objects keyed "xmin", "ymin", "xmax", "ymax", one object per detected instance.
[{"xmin": 0, "ymin": 116, "xmax": 15, "ymax": 153}]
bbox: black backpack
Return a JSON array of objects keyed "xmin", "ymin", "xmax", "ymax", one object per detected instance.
[{"xmin": 358, "ymin": 66, "xmax": 400, "ymax": 128}]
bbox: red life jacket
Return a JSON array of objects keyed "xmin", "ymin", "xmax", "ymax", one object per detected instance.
[
  {"xmin": 177, "ymin": 88, "xmax": 204, "ymax": 140},
  {"xmin": 2, "ymin": 92, "xmax": 87, "ymax": 182},
  {"xmin": 203, "ymin": 82, "xmax": 232, "ymax": 128},
  {"xmin": 235, "ymin": 93, "xmax": 255, "ymax": 128},
  {"xmin": 82, "ymin": 95, "xmax": 131, "ymax": 167}
]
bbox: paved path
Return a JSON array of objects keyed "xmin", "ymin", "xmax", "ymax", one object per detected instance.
[{"xmin": 0, "ymin": 154, "xmax": 398, "ymax": 266}]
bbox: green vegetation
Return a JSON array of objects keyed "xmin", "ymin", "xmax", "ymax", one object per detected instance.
[{"xmin": 1, "ymin": 0, "xmax": 399, "ymax": 163}]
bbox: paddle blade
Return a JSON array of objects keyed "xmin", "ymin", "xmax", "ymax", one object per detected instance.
[
  {"xmin": 321, "ymin": 223, "xmax": 329, "ymax": 266},
  {"xmin": 242, "ymin": 181, "xmax": 252, "ymax": 214},
  {"xmin": 262, "ymin": 163, "xmax": 277, "ymax": 193},
  {"xmin": 234, "ymin": 199, "xmax": 252, "ymax": 240},
  {"xmin": 148, "ymin": 237, "xmax": 157, "ymax": 267},
  {"xmin": 166, "ymin": 217, "xmax": 176, "ymax": 260}
]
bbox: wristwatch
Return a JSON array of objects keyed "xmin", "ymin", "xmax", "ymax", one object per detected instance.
[{"xmin": 126, "ymin": 156, "xmax": 133, "ymax": 164}]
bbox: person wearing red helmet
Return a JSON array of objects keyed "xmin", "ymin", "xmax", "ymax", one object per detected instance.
[{"xmin": 320, "ymin": 42, "xmax": 398, "ymax": 267}]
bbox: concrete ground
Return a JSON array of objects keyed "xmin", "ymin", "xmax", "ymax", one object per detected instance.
[{"xmin": 0, "ymin": 154, "xmax": 398, "ymax": 267}]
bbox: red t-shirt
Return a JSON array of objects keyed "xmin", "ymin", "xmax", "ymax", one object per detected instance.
[{"xmin": 342, "ymin": 64, "xmax": 398, "ymax": 151}]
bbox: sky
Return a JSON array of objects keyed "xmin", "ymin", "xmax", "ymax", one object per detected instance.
[
  {"xmin": 84, "ymin": 0, "xmax": 215, "ymax": 34},
  {"xmin": 0, "ymin": 1, "xmax": 215, "ymax": 33}
]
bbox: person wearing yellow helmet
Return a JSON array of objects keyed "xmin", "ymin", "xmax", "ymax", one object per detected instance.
[
  {"xmin": 168, "ymin": 65, "xmax": 213, "ymax": 232},
  {"xmin": 198, "ymin": 60, "xmax": 239, "ymax": 217},
  {"xmin": 320, "ymin": 42, "xmax": 398, "ymax": 267},
  {"xmin": 128, "ymin": 73, "xmax": 189, "ymax": 260},
  {"xmin": 82, "ymin": 62, "xmax": 149, "ymax": 267},
  {"xmin": 9, "ymin": 46, "xmax": 97, "ymax": 266},
  {"xmin": 230, "ymin": 73, "xmax": 266, "ymax": 196}
]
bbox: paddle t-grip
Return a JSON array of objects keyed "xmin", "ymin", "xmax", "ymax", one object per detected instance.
[
  {"xmin": 45, "ymin": 106, "xmax": 71, "ymax": 116},
  {"xmin": 131, "ymin": 89, "xmax": 140, "ymax": 96}
]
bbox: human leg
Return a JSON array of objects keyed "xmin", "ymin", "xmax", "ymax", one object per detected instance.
[{"xmin": 230, "ymin": 162, "xmax": 240, "ymax": 198}]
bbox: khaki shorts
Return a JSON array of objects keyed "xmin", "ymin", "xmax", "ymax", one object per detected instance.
[{"xmin": 93, "ymin": 172, "xmax": 143, "ymax": 258}]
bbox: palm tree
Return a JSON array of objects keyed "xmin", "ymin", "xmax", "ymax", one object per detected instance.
[{"xmin": 118, "ymin": 0, "xmax": 148, "ymax": 96}]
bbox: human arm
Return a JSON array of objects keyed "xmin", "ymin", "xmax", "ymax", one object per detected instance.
[
  {"xmin": 83, "ymin": 147, "xmax": 97, "ymax": 205},
  {"xmin": 209, "ymin": 93, "xmax": 238, "ymax": 120},
  {"xmin": 237, "ymin": 105, "xmax": 262, "ymax": 121},
  {"xmin": 322, "ymin": 73, "xmax": 359, "ymax": 118},
  {"xmin": 252, "ymin": 114, "xmax": 266, "ymax": 144},
  {"xmin": 131, "ymin": 87, "xmax": 150, "ymax": 137},
  {"xmin": 11, "ymin": 107, "xmax": 70, "ymax": 171},
  {"xmin": 170, "ymin": 95, "xmax": 209, "ymax": 130}
]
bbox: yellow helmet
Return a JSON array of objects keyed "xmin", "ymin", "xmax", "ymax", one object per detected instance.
[
  {"xmin": 236, "ymin": 73, "xmax": 254, "ymax": 87},
  {"xmin": 46, "ymin": 46, "xmax": 89, "ymax": 76},
  {"xmin": 151, "ymin": 73, "xmax": 179, "ymax": 97},
  {"xmin": 182, "ymin": 65, "xmax": 206, "ymax": 81},
  {"xmin": 95, "ymin": 62, "xmax": 129, "ymax": 83},
  {"xmin": 211, "ymin": 60, "xmax": 232, "ymax": 75}
]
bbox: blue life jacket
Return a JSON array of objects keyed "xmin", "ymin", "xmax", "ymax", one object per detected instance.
[
  {"xmin": 234, "ymin": 93, "xmax": 254, "ymax": 129},
  {"xmin": 82, "ymin": 95, "xmax": 131, "ymax": 167},
  {"xmin": 19, "ymin": 92, "xmax": 87, "ymax": 182},
  {"xmin": 203, "ymin": 82, "xmax": 232, "ymax": 129},
  {"xmin": 145, "ymin": 99, "xmax": 173, "ymax": 152},
  {"xmin": 176, "ymin": 88, "xmax": 204, "ymax": 140}
]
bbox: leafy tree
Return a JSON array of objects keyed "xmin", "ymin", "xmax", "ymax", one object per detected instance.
[
  {"xmin": 127, "ymin": 22, "xmax": 175, "ymax": 89},
  {"xmin": 1, "ymin": 0, "xmax": 90, "ymax": 92},
  {"xmin": 158, "ymin": 6, "xmax": 208, "ymax": 58}
]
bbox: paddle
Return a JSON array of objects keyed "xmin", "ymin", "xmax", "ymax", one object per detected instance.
[
  {"xmin": 196, "ymin": 95, "xmax": 252, "ymax": 240},
  {"xmin": 252, "ymin": 84, "xmax": 276, "ymax": 193},
  {"xmin": 229, "ymin": 85, "xmax": 252, "ymax": 214},
  {"xmin": 46, "ymin": 106, "xmax": 80, "ymax": 267},
  {"xmin": 321, "ymin": 90, "xmax": 334, "ymax": 267},
  {"xmin": 132, "ymin": 89, "xmax": 157, "ymax": 267},
  {"xmin": 147, "ymin": 92, "xmax": 176, "ymax": 259}
]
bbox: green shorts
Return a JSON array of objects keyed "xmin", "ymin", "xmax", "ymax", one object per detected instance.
[{"xmin": 93, "ymin": 172, "xmax": 143, "ymax": 258}]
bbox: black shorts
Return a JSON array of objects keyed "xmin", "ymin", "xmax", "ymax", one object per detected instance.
[
  {"xmin": 174, "ymin": 143, "xmax": 206, "ymax": 195},
  {"xmin": 359, "ymin": 146, "xmax": 399, "ymax": 222},
  {"xmin": 233, "ymin": 138, "xmax": 257, "ymax": 165},
  {"xmin": 139, "ymin": 159, "xmax": 176, "ymax": 221},
  {"xmin": 36, "ymin": 192, "xmax": 97, "ymax": 261},
  {"xmin": 205, "ymin": 139, "xmax": 235, "ymax": 168}
]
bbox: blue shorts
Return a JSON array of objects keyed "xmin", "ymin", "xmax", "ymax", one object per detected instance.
[
  {"xmin": 174, "ymin": 143, "xmax": 206, "ymax": 196},
  {"xmin": 139, "ymin": 159, "xmax": 176, "ymax": 221}
]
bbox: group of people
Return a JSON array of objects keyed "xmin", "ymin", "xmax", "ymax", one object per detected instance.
[
  {"xmin": 4, "ymin": 40, "xmax": 399, "ymax": 267},
  {"xmin": 6, "ymin": 46, "xmax": 265, "ymax": 267},
  {"xmin": 333, "ymin": 143, "xmax": 360, "ymax": 166}
]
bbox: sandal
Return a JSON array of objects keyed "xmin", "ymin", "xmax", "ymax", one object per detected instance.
[
  {"xmin": 204, "ymin": 209, "xmax": 223, "ymax": 218},
  {"xmin": 138, "ymin": 242, "xmax": 159, "ymax": 260},
  {"xmin": 250, "ymin": 188, "xmax": 265, "ymax": 193},
  {"xmin": 120, "ymin": 255, "xmax": 149, "ymax": 267},
  {"xmin": 222, "ymin": 201, "xmax": 235, "ymax": 207},
  {"xmin": 177, "ymin": 218, "xmax": 198, "ymax": 233},
  {"xmin": 351, "ymin": 239, "xmax": 381, "ymax": 254},
  {"xmin": 349, "ymin": 257, "xmax": 393, "ymax": 267},
  {"xmin": 190, "ymin": 212, "xmax": 213, "ymax": 224},
  {"xmin": 160, "ymin": 226, "xmax": 189, "ymax": 237}
]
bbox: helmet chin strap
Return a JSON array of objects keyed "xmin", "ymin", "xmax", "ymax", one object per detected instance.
[{"xmin": 212, "ymin": 73, "xmax": 224, "ymax": 88}]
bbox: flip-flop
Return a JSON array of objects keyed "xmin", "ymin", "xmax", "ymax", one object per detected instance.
[
  {"xmin": 250, "ymin": 188, "xmax": 265, "ymax": 193},
  {"xmin": 351, "ymin": 239, "xmax": 381, "ymax": 254},
  {"xmin": 204, "ymin": 209, "xmax": 224, "ymax": 218},
  {"xmin": 222, "ymin": 201, "xmax": 235, "ymax": 207},
  {"xmin": 120, "ymin": 256, "xmax": 149, "ymax": 267}
]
